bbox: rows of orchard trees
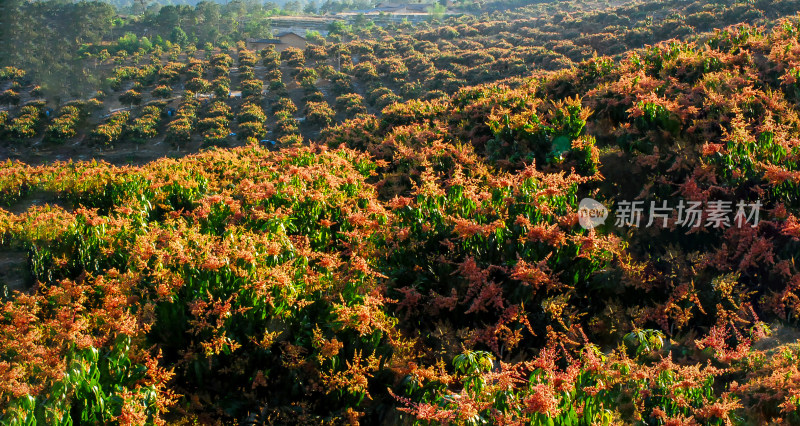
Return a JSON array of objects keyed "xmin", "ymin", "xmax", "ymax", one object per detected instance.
[
  {"xmin": 7, "ymin": 15, "xmax": 800, "ymax": 424},
  {"xmin": 3, "ymin": 0, "xmax": 800, "ymax": 156},
  {"xmin": 2, "ymin": 0, "xmax": 796, "ymax": 101}
]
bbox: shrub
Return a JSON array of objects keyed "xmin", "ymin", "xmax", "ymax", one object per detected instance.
[
  {"xmin": 198, "ymin": 101, "xmax": 230, "ymax": 145},
  {"xmin": 210, "ymin": 53, "xmax": 233, "ymax": 68},
  {"xmin": 335, "ymin": 93, "xmax": 367, "ymax": 116},
  {"xmin": 265, "ymin": 68, "xmax": 282, "ymax": 83},
  {"xmin": 90, "ymin": 111, "xmax": 130, "ymax": 147},
  {"xmin": 6, "ymin": 105, "xmax": 42, "ymax": 140},
  {"xmin": 0, "ymin": 66, "xmax": 25, "ymax": 81},
  {"xmin": 304, "ymin": 101, "xmax": 335, "ymax": 127},
  {"xmin": 237, "ymin": 102, "xmax": 266, "ymax": 124},
  {"xmin": 0, "ymin": 90, "xmax": 21, "ymax": 106},
  {"xmin": 211, "ymin": 77, "xmax": 231, "ymax": 99},
  {"xmin": 330, "ymin": 72, "xmax": 353, "ymax": 95},
  {"xmin": 44, "ymin": 105, "xmax": 83, "ymax": 143},
  {"xmin": 281, "ymin": 47, "xmax": 305, "ymax": 68},
  {"xmin": 185, "ymin": 77, "xmax": 210, "ymax": 93},
  {"xmin": 125, "ymin": 105, "xmax": 162, "ymax": 143},
  {"xmin": 185, "ymin": 61, "xmax": 204, "ymax": 79},
  {"xmin": 302, "ymin": 90, "xmax": 325, "ymax": 103},
  {"xmin": 158, "ymin": 62, "xmax": 183, "ymax": 84},
  {"xmin": 274, "ymin": 110, "xmax": 299, "ymax": 136},
  {"xmin": 240, "ymin": 79, "xmax": 263, "ymax": 98},
  {"xmin": 272, "ymin": 97, "xmax": 297, "ymax": 114},
  {"xmin": 262, "ymin": 50, "xmax": 280, "ymax": 70},
  {"xmin": 165, "ymin": 97, "xmax": 198, "ymax": 147},
  {"xmin": 152, "ymin": 85, "xmax": 172, "ymax": 98},
  {"xmin": 238, "ymin": 49, "xmax": 257, "ymax": 68},
  {"xmin": 119, "ymin": 89, "xmax": 142, "ymax": 106}
]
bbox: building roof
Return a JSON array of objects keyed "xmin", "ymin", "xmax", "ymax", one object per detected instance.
[
  {"xmin": 406, "ymin": 3, "xmax": 429, "ymax": 11},
  {"xmin": 376, "ymin": 2, "xmax": 430, "ymax": 10},
  {"xmin": 249, "ymin": 39, "xmax": 282, "ymax": 44},
  {"xmin": 276, "ymin": 31, "xmax": 306, "ymax": 40}
]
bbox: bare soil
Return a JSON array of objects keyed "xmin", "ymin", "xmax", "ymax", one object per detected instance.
[{"xmin": 0, "ymin": 249, "xmax": 31, "ymax": 297}]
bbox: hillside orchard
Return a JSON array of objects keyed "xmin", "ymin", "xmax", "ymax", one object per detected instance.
[{"xmin": 3, "ymin": 0, "xmax": 800, "ymax": 424}]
